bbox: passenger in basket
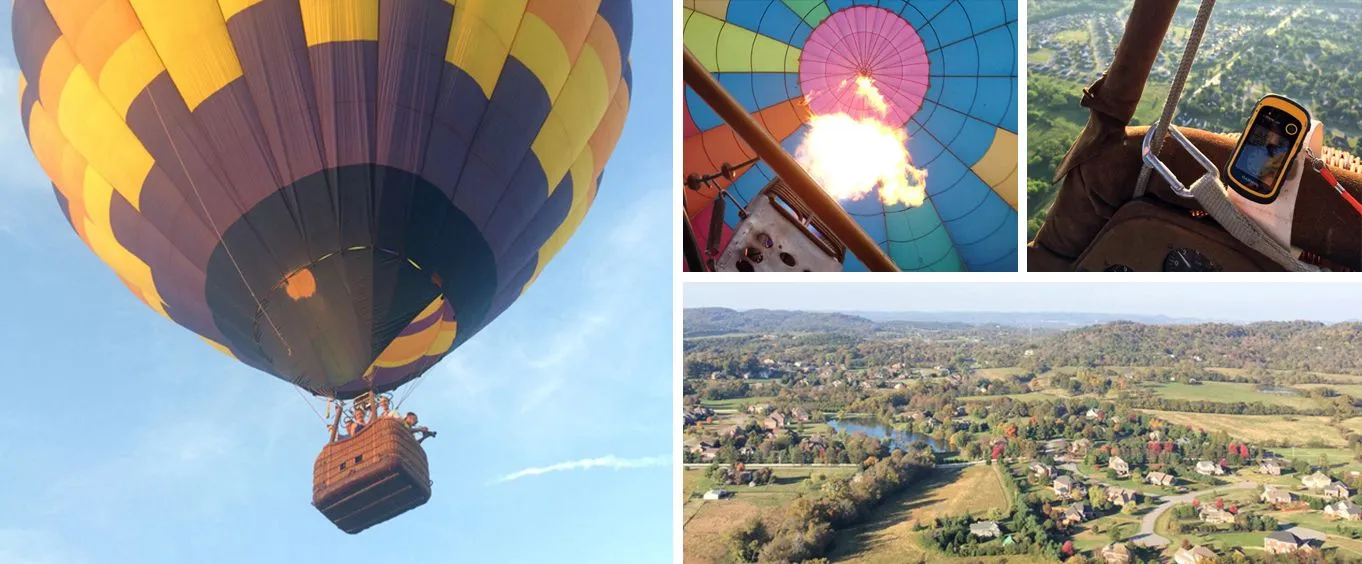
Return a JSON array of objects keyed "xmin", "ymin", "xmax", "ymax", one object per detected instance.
[{"xmin": 403, "ymin": 412, "xmax": 437, "ymax": 444}]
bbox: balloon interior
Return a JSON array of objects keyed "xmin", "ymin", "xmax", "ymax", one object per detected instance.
[
  {"xmin": 12, "ymin": 0, "xmax": 634, "ymax": 532},
  {"xmin": 683, "ymin": 2, "xmax": 1019, "ymax": 272}
]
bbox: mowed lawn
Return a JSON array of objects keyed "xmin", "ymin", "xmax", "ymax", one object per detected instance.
[
  {"xmin": 1148, "ymin": 381, "xmax": 1324, "ymax": 410},
  {"xmin": 682, "ymin": 466, "xmax": 857, "ymax": 564},
  {"xmin": 829, "ymin": 464, "xmax": 1015, "ymax": 563},
  {"xmin": 1140, "ymin": 410, "xmax": 1348, "ymax": 447}
]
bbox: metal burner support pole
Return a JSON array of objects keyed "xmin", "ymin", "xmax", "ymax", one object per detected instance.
[{"xmin": 682, "ymin": 48, "xmax": 899, "ymax": 272}]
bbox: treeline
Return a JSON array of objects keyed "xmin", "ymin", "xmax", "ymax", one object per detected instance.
[
  {"xmin": 684, "ymin": 308, "xmax": 879, "ymax": 337},
  {"xmin": 724, "ymin": 449, "xmax": 935, "ymax": 562},
  {"xmin": 1025, "ymin": 321, "xmax": 1362, "ymax": 374},
  {"xmin": 925, "ymin": 466, "xmax": 1064, "ymax": 559}
]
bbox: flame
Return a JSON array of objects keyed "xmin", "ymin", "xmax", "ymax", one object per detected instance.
[
  {"xmin": 285, "ymin": 268, "xmax": 316, "ymax": 300},
  {"xmin": 851, "ymin": 76, "xmax": 889, "ymax": 117},
  {"xmin": 796, "ymin": 76, "xmax": 927, "ymax": 206}
]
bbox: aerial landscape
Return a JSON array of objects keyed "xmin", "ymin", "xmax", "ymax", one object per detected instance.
[
  {"xmin": 1027, "ymin": 0, "xmax": 1362, "ymax": 239},
  {"xmin": 683, "ymin": 283, "xmax": 1362, "ymax": 563}
]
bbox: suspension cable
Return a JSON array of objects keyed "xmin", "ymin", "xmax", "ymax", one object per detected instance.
[{"xmin": 1134, "ymin": 0, "xmax": 1217, "ymax": 198}]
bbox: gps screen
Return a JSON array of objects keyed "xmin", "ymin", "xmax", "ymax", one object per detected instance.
[{"xmin": 1229, "ymin": 107, "xmax": 1300, "ymax": 192}]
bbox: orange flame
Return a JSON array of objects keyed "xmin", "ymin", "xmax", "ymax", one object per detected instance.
[
  {"xmin": 285, "ymin": 268, "xmax": 317, "ymax": 301},
  {"xmin": 797, "ymin": 76, "xmax": 927, "ymax": 207}
]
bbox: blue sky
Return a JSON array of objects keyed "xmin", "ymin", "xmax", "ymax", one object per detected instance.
[
  {"xmin": 0, "ymin": 5, "xmax": 672, "ymax": 564},
  {"xmin": 685, "ymin": 282, "xmax": 1362, "ymax": 322}
]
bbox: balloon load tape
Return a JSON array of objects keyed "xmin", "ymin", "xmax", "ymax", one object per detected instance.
[{"xmin": 715, "ymin": 178, "xmax": 846, "ymax": 273}]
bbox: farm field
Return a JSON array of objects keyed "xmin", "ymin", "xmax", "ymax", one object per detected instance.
[
  {"xmin": 828, "ymin": 464, "xmax": 1017, "ymax": 563},
  {"xmin": 1140, "ymin": 410, "xmax": 1348, "ymax": 447},
  {"xmin": 1146, "ymin": 381, "xmax": 1324, "ymax": 411}
]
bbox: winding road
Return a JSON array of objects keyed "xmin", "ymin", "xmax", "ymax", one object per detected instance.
[
  {"xmin": 1128, "ymin": 481, "xmax": 1258, "ymax": 548},
  {"xmin": 1060, "ymin": 463, "xmax": 1257, "ymax": 548}
]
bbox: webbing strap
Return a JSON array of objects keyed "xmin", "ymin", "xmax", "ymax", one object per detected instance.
[
  {"xmin": 1135, "ymin": 0, "xmax": 1218, "ymax": 197},
  {"xmin": 1189, "ymin": 174, "xmax": 1320, "ymax": 271}
]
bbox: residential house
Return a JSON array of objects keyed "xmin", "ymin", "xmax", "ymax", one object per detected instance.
[
  {"xmin": 722, "ymin": 425, "xmax": 743, "ymax": 438},
  {"xmin": 1086, "ymin": 408, "xmax": 1103, "ymax": 419},
  {"xmin": 1100, "ymin": 543, "xmax": 1131, "ymax": 564},
  {"xmin": 1173, "ymin": 545, "xmax": 1218, "ymax": 564},
  {"xmin": 1146, "ymin": 471, "xmax": 1175, "ymax": 487},
  {"xmin": 1325, "ymin": 482, "xmax": 1352, "ymax": 499},
  {"xmin": 702, "ymin": 489, "xmax": 732, "ymax": 501},
  {"xmin": 1304, "ymin": 471, "xmax": 1333, "ymax": 490},
  {"xmin": 1264, "ymin": 531, "xmax": 1309, "ymax": 554},
  {"xmin": 1030, "ymin": 462, "xmax": 1055, "ymax": 478},
  {"xmin": 762, "ymin": 412, "xmax": 787, "ymax": 431},
  {"xmin": 1108, "ymin": 456, "xmax": 1130, "ymax": 478},
  {"xmin": 1061, "ymin": 503, "xmax": 1088, "ymax": 526},
  {"xmin": 1107, "ymin": 487, "xmax": 1139, "ymax": 507},
  {"xmin": 1071, "ymin": 438, "xmax": 1093, "ymax": 455},
  {"xmin": 1259, "ymin": 460, "xmax": 1283, "ymax": 475},
  {"xmin": 747, "ymin": 403, "xmax": 773, "ymax": 415},
  {"xmin": 1326, "ymin": 500, "xmax": 1362, "ymax": 520},
  {"xmin": 969, "ymin": 521, "xmax": 1001, "ymax": 539},
  {"xmin": 1195, "ymin": 460, "xmax": 1224, "ymax": 476},
  {"xmin": 1198, "ymin": 506, "xmax": 1235, "ymax": 525},
  {"xmin": 791, "ymin": 407, "xmax": 811, "ymax": 423},
  {"xmin": 1261, "ymin": 487, "xmax": 1294, "ymax": 506},
  {"xmin": 1053, "ymin": 475, "xmax": 1076, "ymax": 496},
  {"xmin": 802, "ymin": 435, "xmax": 829, "ymax": 451}
]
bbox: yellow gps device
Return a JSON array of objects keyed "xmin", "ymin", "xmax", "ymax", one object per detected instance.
[{"xmin": 1223, "ymin": 94, "xmax": 1311, "ymax": 204}]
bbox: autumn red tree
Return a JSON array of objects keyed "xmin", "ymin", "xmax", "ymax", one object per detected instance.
[{"xmin": 1061, "ymin": 540, "xmax": 1074, "ymax": 557}]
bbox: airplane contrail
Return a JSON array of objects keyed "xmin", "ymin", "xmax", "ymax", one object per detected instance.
[{"xmin": 491, "ymin": 455, "xmax": 669, "ymax": 484}]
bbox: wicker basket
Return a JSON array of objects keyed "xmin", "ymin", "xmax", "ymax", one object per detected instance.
[{"xmin": 312, "ymin": 417, "xmax": 432, "ymax": 534}]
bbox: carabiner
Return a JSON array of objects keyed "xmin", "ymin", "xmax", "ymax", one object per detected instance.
[{"xmin": 1142, "ymin": 124, "xmax": 1219, "ymax": 199}]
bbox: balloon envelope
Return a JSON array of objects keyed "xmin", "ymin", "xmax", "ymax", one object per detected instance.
[
  {"xmin": 14, "ymin": 0, "xmax": 634, "ymax": 398},
  {"xmin": 683, "ymin": 1, "xmax": 1017, "ymax": 271}
]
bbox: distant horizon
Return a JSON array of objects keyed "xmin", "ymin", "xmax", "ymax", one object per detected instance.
[{"xmin": 683, "ymin": 283, "xmax": 1361, "ymax": 323}]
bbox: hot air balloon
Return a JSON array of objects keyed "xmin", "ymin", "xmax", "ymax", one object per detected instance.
[
  {"xmin": 13, "ymin": 0, "xmax": 632, "ymax": 533},
  {"xmin": 683, "ymin": 1, "xmax": 1018, "ymax": 272}
]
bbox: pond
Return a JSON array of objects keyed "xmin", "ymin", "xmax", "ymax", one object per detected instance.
[{"xmin": 827, "ymin": 419, "xmax": 946, "ymax": 452}]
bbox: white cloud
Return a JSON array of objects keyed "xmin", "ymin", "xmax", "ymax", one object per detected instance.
[{"xmin": 489, "ymin": 454, "xmax": 669, "ymax": 485}]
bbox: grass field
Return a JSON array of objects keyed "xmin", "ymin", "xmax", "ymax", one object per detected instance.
[
  {"xmin": 960, "ymin": 391, "xmax": 1071, "ymax": 403},
  {"xmin": 1028, "ymin": 48, "xmax": 1054, "ymax": 64},
  {"xmin": 1130, "ymin": 84, "xmax": 1170, "ymax": 126},
  {"xmin": 1072, "ymin": 513, "xmax": 1141, "ymax": 552},
  {"xmin": 682, "ymin": 466, "xmax": 858, "ymax": 564},
  {"xmin": 1147, "ymin": 381, "xmax": 1324, "ymax": 411},
  {"xmin": 975, "ymin": 367, "xmax": 1028, "ymax": 378},
  {"xmin": 1298, "ymin": 383, "xmax": 1362, "ymax": 398},
  {"xmin": 1055, "ymin": 29, "xmax": 1089, "ymax": 44},
  {"xmin": 1140, "ymin": 410, "xmax": 1347, "ymax": 447},
  {"xmin": 829, "ymin": 464, "xmax": 1012, "ymax": 563}
]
